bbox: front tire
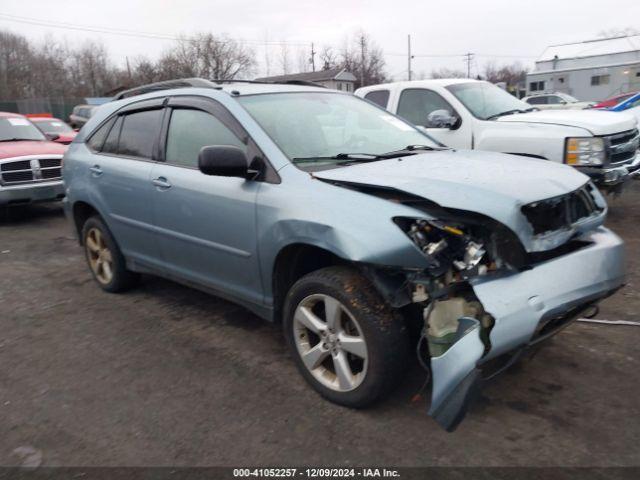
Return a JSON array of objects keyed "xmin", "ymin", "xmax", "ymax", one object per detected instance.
[
  {"xmin": 81, "ymin": 216, "xmax": 139, "ymax": 293},
  {"xmin": 284, "ymin": 266, "xmax": 409, "ymax": 408}
]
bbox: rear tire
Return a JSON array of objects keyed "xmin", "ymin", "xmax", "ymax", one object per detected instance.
[
  {"xmin": 284, "ymin": 266, "xmax": 409, "ymax": 408},
  {"xmin": 81, "ymin": 216, "xmax": 139, "ymax": 293}
]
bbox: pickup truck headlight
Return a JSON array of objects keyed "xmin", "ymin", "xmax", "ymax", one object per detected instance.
[{"xmin": 565, "ymin": 137, "xmax": 605, "ymax": 166}]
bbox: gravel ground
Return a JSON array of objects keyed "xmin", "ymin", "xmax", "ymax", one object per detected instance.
[{"xmin": 0, "ymin": 184, "xmax": 639, "ymax": 467}]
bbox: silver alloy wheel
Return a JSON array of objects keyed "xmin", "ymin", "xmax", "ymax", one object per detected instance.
[
  {"xmin": 85, "ymin": 227, "xmax": 114, "ymax": 285},
  {"xmin": 293, "ymin": 294, "xmax": 368, "ymax": 392}
]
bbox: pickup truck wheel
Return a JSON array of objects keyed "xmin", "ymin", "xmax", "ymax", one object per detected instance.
[
  {"xmin": 81, "ymin": 216, "xmax": 139, "ymax": 293},
  {"xmin": 284, "ymin": 266, "xmax": 409, "ymax": 408}
]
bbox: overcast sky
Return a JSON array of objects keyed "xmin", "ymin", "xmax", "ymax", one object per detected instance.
[{"xmin": 1, "ymin": 0, "xmax": 639, "ymax": 79}]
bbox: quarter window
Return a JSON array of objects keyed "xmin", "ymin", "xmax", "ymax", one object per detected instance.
[
  {"xmin": 102, "ymin": 116, "xmax": 123, "ymax": 155},
  {"xmin": 117, "ymin": 109, "xmax": 164, "ymax": 159},
  {"xmin": 87, "ymin": 117, "xmax": 116, "ymax": 151},
  {"xmin": 397, "ymin": 89, "xmax": 457, "ymax": 127},
  {"xmin": 364, "ymin": 90, "xmax": 391, "ymax": 108},
  {"xmin": 165, "ymin": 109, "xmax": 246, "ymax": 168}
]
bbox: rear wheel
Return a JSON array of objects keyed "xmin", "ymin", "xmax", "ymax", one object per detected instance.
[
  {"xmin": 284, "ymin": 266, "xmax": 409, "ymax": 407},
  {"xmin": 82, "ymin": 216, "xmax": 139, "ymax": 292}
]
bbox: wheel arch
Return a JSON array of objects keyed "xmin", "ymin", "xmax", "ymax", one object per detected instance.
[
  {"xmin": 72, "ymin": 201, "xmax": 101, "ymax": 244},
  {"xmin": 271, "ymin": 243, "xmax": 348, "ymax": 323}
]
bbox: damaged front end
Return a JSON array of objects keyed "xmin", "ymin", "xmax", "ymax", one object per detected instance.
[{"xmin": 371, "ymin": 192, "xmax": 624, "ymax": 432}]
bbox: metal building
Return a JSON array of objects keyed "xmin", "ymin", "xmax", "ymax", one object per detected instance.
[{"xmin": 526, "ymin": 35, "xmax": 640, "ymax": 101}]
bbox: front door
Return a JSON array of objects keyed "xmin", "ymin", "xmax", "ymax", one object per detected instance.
[
  {"xmin": 150, "ymin": 97, "xmax": 263, "ymax": 305},
  {"xmin": 395, "ymin": 88, "xmax": 472, "ymax": 149}
]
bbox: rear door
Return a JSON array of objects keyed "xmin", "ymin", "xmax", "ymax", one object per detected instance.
[
  {"xmin": 150, "ymin": 96, "xmax": 263, "ymax": 306},
  {"xmin": 85, "ymin": 99, "xmax": 165, "ymax": 266}
]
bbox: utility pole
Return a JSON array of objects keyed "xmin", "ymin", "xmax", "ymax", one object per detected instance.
[
  {"xmin": 464, "ymin": 52, "xmax": 474, "ymax": 78},
  {"xmin": 360, "ymin": 35, "xmax": 366, "ymax": 87},
  {"xmin": 126, "ymin": 56, "xmax": 132, "ymax": 82},
  {"xmin": 407, "ymin": 34, "xmax": 412, "ymax": 81},
  {"xmin": 310, "ymin": 42, "xmax": 316, "ymax": 72}
]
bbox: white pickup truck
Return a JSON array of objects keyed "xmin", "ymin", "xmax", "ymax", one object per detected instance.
[{"xmin": 356, "ymin": 79, "xmax": 640, "ymax": 192}]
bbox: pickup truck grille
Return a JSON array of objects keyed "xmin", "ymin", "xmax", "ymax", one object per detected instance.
[
  {"xmin": 521, "ymin": 183, "xmax": 604, "ymax": 236},
  {"xmin": 604, "ymin": 128, "xmax": 639, "ymax": 165},
  {"xmin": 0, "ymin": 157, "xmax": 62, "ymax": 185}
]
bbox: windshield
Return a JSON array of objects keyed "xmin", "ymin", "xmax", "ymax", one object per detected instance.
[
  {"xmin": 238, "ymin": 92, "xmax": 438, "ymax": 170},
  {"xmin": 446, "ymin": 82, "xmax": 531, "ymax": 120},
  {"xmin": 0, "ymin": 117, "xmax": 46, "ymax": 141},
  {"xmin": 35, "ymin": 119, "xmax": 73, "ymax": 134},
  {"xmin": 561, "ymin": 93, "xmax": 579, "ymax": 103}
]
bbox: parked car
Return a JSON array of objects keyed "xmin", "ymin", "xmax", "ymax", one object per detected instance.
[
  {"xmin": 592, "ymin": 91, "xmax": 638, "ymax": 110},
  {"xmin": 29, "ymin": 116, "xmax": 77, "ymax": 144},
  {"xmin": 521, "ymin": 92, "xmax": 595, "ymax": 110},
  {"xmin": 0, "ymin": 112, "xmax": 66, "ymax": 206},
  {"xmin": 69, "ymin": 105, "xmax": 96, "ymax": 129},
  {"xmin": 609, "ymin": 92, "xmax": 640, "ymax": 113},
  {"xmin": 63, "ymin": 78, "xmax": 625, "ymax": 431},
  {"xmin": 356, "ymin": 79, "xmax": 639, "ymax": 193}
]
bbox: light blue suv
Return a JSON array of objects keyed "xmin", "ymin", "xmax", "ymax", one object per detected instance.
[{"xmin": 63, "ymin": 78, "xmax": 625, "ymax": 431}]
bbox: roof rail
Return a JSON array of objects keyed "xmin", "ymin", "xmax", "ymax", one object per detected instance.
[
  {"xmin": 112, "ymin": 77, "xmax": 327, "ymax": 101},
  {"xmin": 112, "ymin": 78, "xmax": 217, "ymax": 100}
]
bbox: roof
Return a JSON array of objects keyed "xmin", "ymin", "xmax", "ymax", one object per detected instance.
[
  {"xmin": 537, "ymin": 35, "xmax": 640, "ymax": 62},
  {"xmin": 255, "ymin": 68, "xmax": 357, "ymax": 83},
  {"xmin": 0, "ymin": 111, "xmax": 24, "ymax": 118},
  {"xmin": 356, "ymin": 78, "xmax": 479, "ymax": 94}
]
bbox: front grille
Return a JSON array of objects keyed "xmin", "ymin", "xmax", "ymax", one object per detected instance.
[
  {"xmin": 603, "ymin": 128, "xmax": 639, "ymax": 165},
  {"xmin": 521, "ymin": 183, "xmax": 604, "ymax": 236},
  {"xmin": 0, "ymin": 157, "xmax": 62, "ymax": 185}
]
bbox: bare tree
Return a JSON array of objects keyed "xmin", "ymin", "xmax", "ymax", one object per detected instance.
[
  {"xmin": 340, "ymin": 32, "xmax": 386, "ymax": 88},
  {"xmin": 482, "ymin": 61, "xmax": 528, "ymax": 87},
  {"xmin": 319, "ymin": 46, "xmax": 339, "ymax": 70},
  {"xmin": 278, "ymin": 43, "xmax": 291, "ymax": 75},
  {"xmin": 430, "ymin": 67, "xmax": 467, "ymax": 79}
]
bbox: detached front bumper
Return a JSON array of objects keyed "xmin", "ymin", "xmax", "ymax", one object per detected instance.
[
  {"xmin": 428, "ymin": 226, "xmax": 625, "ymax": 430},
  {"xmin": 0, "ymin": 180, "xmax": 65, "ymax": 206}
]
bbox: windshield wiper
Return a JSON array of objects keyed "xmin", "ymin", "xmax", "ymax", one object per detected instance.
[
  {"xmin": 292, "ymin": 153, "xmax": 382, "ymax": 164},
  {"xmin": 293, "ymin": 145, "xmax": 446, "ymax": 165},
  {"xmin": 486, "ymin": 109, "xmax": 527, "ymax": 120},
  {"xmin": 0, "ymin": 138, "xmax": 35, "ymax": 142}
]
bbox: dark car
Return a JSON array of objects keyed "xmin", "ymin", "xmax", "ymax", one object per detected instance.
[
  {"xmin": 29, "ymin": 116, "xmax": 77, "ymax": 145},
  {"xmin": 69, "ymin": 105, "xmax": 96, "ymax": 129}
]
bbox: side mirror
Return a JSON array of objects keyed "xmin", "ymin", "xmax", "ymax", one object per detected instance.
[
  {"xmin": 45, "ymin": 133, "xmax": 60, "ymax": 141},
  {"xmin": 198, "ymin": 145, "xmax": 251, "ymax": 179},
  {"xmin": 426, "ymin": 110, "xmax": 458, "ymax": 129}
]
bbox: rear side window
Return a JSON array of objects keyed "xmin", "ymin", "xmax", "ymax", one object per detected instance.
[
  {"xmin": 165, "ymin": 109, "xmax": 245, "ymax": 168},
  {"xmin": 87, "ymin": 117, "xmax": 116, "ymax": 151},
  {"xmin": 117, "ymin": 109, "xmax": 164, "ymax": 159},
  {"xmin": 364, "ymin": 90, "xmax": 390, "ymax": 108},
  {"xmin": 526, "ymin": 96, "xmax": 547, "ymax": 105}
]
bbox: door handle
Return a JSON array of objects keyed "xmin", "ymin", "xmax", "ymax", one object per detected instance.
[
  {"xmin": 152, "ymin": 177, "xmax": 172, "ymax": 189},
  {"xmin": 89, "ymin": 165, "xmax": 103, "ymax": 176}
]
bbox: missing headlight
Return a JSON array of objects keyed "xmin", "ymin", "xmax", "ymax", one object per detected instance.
[{"xmin": 395, "ymin": 217, "xmax": 491, "ymax": 279}]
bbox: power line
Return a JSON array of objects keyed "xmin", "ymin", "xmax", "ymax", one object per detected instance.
[
  {"xmin": 0, "ymin": 12, "xmax": 540, "ymax": 62},
  {"xmin": 0, "ymin": 13, "xmax": 310, "ymax": 47}
]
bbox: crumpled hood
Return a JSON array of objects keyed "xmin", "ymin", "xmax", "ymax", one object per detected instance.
[
  {"xmin": 497, "ymin": 109, "xmax": 638, "ymax": 135},
  {"xmin": 314, "ymin": 149, "xmax": 594, "ymax": 252},
  {"xmin": 0, "ymin": 140, "xmax": 67, "ymax": 160}
]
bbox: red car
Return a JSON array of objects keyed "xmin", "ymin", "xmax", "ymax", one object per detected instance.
[
  {"xmin": 0, "ymin": 112, "xmax": 67, "ymax": 206},
  {"xmin": 592, "ymin": 91, "xmax": 638, "ymax": 109},
  {"xmin": 28, "ymin": 115, "xmax": 78, "ymax": 145}
]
